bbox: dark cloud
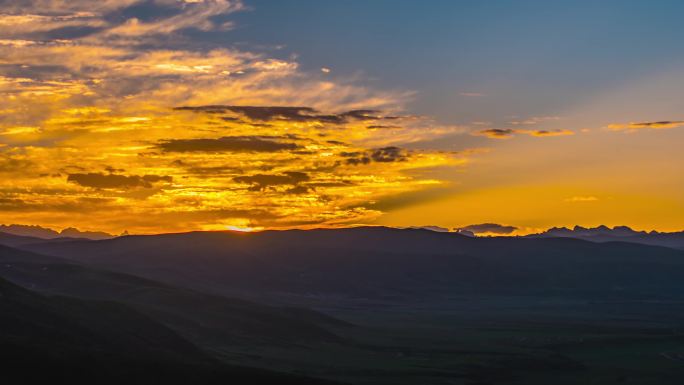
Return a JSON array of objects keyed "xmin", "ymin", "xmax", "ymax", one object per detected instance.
[
  {"xmin": 474, "ymin": 128, "xmax": 573, "ymax": 138},
  {"xmin": 475, "ymin": 128, "xmax": 515, "ymax": 139},
  {"xmin": 285, "ymin": 185, "xmax": 311, "ymax": 194},
  {"xmin": 233, "ymin": 171, "xmax": 310, "ymax": 191},
  {"xmin": 342, "ymin": 146, "xmax": 409, "ymax": 165},
  {"xmin": 0, "ymin": 198, "xmax": 27, "ymax": 211},
  {"xmin": 341, "ymin": 154, "xmax": 370, "ymax": 166},
  {"xmin": 326, "ymin": 140, "xmax": 347, "ymax": 145},
  {"xmin": 371, "ymin": 146, "xmax": 408, "ymax": 162},
  {"xmin": 104, "ymin": 166, "xmax": 125, "ymax": 173},
  {"xmin": 637, "ymin": 120, "xmax": 684, "ymax": 127},
  {"xmin": 366, "ymin": 125, "xmax": 400, "ymax": 129},
  {"xmin": 169, "ymin": 159, "xmax": 244, "ymax": 176},
  {"xmin": 522, "ymin": 129, "xmax": 574, "ymax": 137},
  {"xmin": 0, "ymin": 157, "xmax": 33, "ymax": 173},
  {"xmin": 174, "ymin": 105, "xmax": 381, "ymax": 124},
  {"xmin": 456, "ymin": 223, "xmax": 518, "ymax": 235},
  {"xmin": 187, "ymin": 166, "xmax": 244, "ymax": 176},
  {"xmin": 341, "ymin": 109, "xmax": 382, "ymax": 120},
  {"xmin": 608, "ymin": 120, "xmax": 684, "ymax": 130},
  {"xmin": 67, "ymin": 173, "xmax": 172, "ymax": 189},
  {"xmin": 158, "ymin": 136, "xmax": 299, "ymax": 153},
  {"xmin": 0, "ymin": 196, "xmax": 115, "ymax": 213}
]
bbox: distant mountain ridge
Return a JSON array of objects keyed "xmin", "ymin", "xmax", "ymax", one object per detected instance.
[
  {"xmin": 1, "ymin": 221, "xmax": 682, "ymax": 252},
  {"xmin": 532, "ymin": 225, "xmax": 654, "ymax": 238},
  {"xmin": 0, "ymin": 224, "xmax": 115, "ymax": 240},
  {"xmin": 17, "ymin": 226, "xmax": 684, "ymax": 304},
  {"xmin": 527, "ymin": 225, "xmax": 684, "ymax": 250}
]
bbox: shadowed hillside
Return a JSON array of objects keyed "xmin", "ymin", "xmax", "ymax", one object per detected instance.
[
  {"xmin": 0, "ymin": 276, "xmax": 341, "ymax": 385},
  {"xmin": 4, "ymin": 228, "xmax": 684, "ymax": 384},
  {"xmin": 0, "ymin": 244, "xmax": 346, "ymax": 347}
]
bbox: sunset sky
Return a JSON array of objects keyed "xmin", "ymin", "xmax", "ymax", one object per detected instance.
[{"xmin": 0, "ymin": 0, "xmax": 682, "ymax": 235}]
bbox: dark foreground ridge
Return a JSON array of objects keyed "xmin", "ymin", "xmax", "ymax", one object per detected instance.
[
  {"xmin": 0, "ymin": 256, "xmax": 342, "ymax": 385},
  {"xmin": 2, "ymin": 226, "xmax": 684, "ymax": 384}
]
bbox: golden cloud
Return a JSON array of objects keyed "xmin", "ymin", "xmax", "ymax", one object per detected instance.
[{"xmin": 0, "ymin": 1, "xmax": 467, "ymax": 233}]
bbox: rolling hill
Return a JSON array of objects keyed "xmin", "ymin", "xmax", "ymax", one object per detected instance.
[
  {"xmin": 0, "ymin": 244, "xmax": 346, "ymax": 347},
  {"xmin": 0, "ymin": 275, "xmax": 339, "ymax": 385},
  {"xmin": 4, "ymin": 227, "xmax": 684, "ymax": 384}
]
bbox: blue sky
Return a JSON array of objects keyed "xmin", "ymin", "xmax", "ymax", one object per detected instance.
[{"xmin": 222, "ymin": 0, "xmax": 684, "ymax": 124}]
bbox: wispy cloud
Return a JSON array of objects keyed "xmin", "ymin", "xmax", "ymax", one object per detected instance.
[
  {"xmin": 158, "ymin": 136, "xmax": 299, "ymax": 153},
  {"xmin": 473, "ymin": 128, "xmax": 515, "ymax": 139},
  {"xmin": 67, "ymin": 173, "xmax": 172, "ymax": 189},
  {"xmin": 607, "ymin": 120, "xmax": 684, "ymax": 131},
  {"xmin": 521, "ymin": 129, "xmax": 575, "ymax": 137},
  {"xmin": 473, "ymin": 128, "xmax": 574, "ymax": 139},
  {"xmin": 103, "ymin": 0, "xmax": 244, "ymax": 38},
  {"xmin": 459, "ymin": 92, "xmax": 485, "ymax": 97}
]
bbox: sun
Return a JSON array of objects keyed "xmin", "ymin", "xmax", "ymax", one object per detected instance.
[{"xmin": 225, "ymin": 225, "xmax": 262, "ymax": 233}]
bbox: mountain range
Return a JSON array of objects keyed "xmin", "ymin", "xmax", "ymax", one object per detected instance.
[
  {"xmin": 11, "ymin": 226, "xmax": 684, "ymax": 302},
  {"xmin": 527, "ymin": 225, "xmax": 684, "ymax": 250},
  {"xmin": 0, "ymin": 224, "xmax": 115, "ymax": 240}
]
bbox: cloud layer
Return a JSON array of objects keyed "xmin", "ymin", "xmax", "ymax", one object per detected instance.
[{"xmin": 0, "ymin": 1, "xmax": 463, "ymax": 233}]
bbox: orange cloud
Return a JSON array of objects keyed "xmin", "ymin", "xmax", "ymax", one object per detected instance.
[
  {"xmin": 519, "ymin": 129, "xmax": 575, "ymax": 137},
  {"xmin": 607, "ymin": 120, "xmax": 684, "ymax": 131},
  {"xmin": 0, "ymin": 0, "xmax": 477, "ymax": 234}
]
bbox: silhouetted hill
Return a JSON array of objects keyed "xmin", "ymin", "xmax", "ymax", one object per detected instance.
[
  {"xmin": 0, "ymin": 230, "xmax": 107, "ymax": 249},
  {"xmin": 528, "ymin": 225, "xmax": 684, "ymax": 250},
  {"xmin": 6, "ymin": 228, "xmax": 684, "ymax": 384},
  {"xmin": 21, "ymin": 227, "xmax": 684, "ymax": 302},
  {"xmin": 0, "ymin": 231, "xmax": 49, "ymax": 248},
  {"xmin": 0, "ymin": 275, "xmax": 342, "ymax": 385},
  {"xmin": 0, "ymin": 244, "xmax": 346, "ymax": 347}
]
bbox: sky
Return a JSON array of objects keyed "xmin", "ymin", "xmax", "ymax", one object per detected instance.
[{"xmin": 0, "ymin": 0, "xmax": 681, "ymax": 235}]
